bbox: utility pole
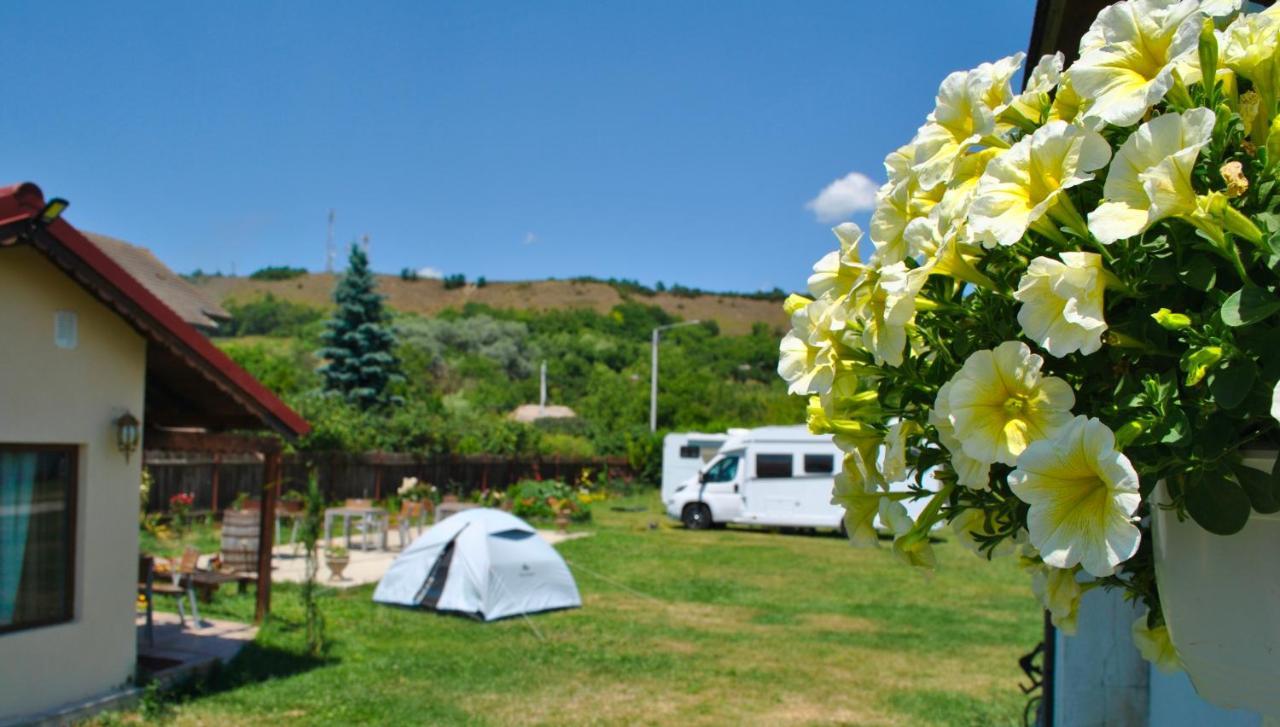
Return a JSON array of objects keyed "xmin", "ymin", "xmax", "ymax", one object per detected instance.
[
  {"xmin": 650, "ymin": 320, "xmax": 701, "ymax": 432},
  {"xmin": 539, "ymin": 361, "xmax": 548, "ymax": 414}
]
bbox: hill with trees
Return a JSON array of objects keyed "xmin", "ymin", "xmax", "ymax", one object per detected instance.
[{"xmin": 191, "ymin": 272, "xmax": 789, "ymax": 335}]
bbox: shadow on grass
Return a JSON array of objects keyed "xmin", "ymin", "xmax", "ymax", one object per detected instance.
[{"xmin": 160, "ymin": 639, "xmax": 333, "ymax": 706}]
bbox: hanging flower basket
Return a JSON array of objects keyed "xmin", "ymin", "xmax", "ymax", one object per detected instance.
[
  {"xmin": 1153, "ymin": 450, "xmax": 1280, "ymax": 714},
  {"xmin": 777, "ymin": 0, "xmax": 1280, "ymax": 712}
]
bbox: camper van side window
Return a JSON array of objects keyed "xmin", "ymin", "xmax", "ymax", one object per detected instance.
[
  {"xmin": 704, "ymin": 457, "xmax": 739, "ymax": 482},
  {"xmin": 804, "ymin": 454, "xmax": 834, "ymax": 474},
  {"xmin": 756, "ymin": 454, "xmax": 792, "ymax": 479},
  {"xmin": 678, "ymin": 445, "xmax": 700, "ymax": 459}
]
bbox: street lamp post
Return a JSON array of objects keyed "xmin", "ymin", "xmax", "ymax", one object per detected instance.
[{"xmin": 650, "ymin": 320, "xmax": 701, "ymax": 432}]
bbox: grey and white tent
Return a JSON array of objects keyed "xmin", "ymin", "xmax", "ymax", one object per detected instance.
[{"xmin": 373, "ymin": 508, "xmax": 581, "ymax": 621}]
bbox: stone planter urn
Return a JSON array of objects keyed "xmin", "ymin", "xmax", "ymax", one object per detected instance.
[
  {"xmin": 1153, "ymin": 450, "xmax": 1280, "ymax": 716},
  {"xmin": 326, "ymin": 551, "xmax": 350, "ymax": 581},
  {"xmin": 554, "ymin": 512, "xmax": 570, "ymax": 534}
]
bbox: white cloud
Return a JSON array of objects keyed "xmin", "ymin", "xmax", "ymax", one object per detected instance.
[
  {"xmin": 416, "ymin": 266, "xmax": 444, "ymax": 279},
  {"xmin": 805, "ymin": 171, "xmax": 879, "ymax": 223},
  {"xmin": 523, "ymin": 231, "xmax": 538, "ymax": 245}
]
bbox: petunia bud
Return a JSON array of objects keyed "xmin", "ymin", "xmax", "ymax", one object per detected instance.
[
  {"xmin": 1183, "ymin": 346, "xmax": 1223, "ymax": 386},
  {"xmin": 1199, "ymin": 18, "xmax": 1218, "ymax": 97},
  {"xmin": 1268, "ymin": 115, "xmax": 1280, "ymax": 167},
  {"xmin": 783, "ymin": 293, "xmax": 812, "ymax": 316},
  {"xmin": 1152, "ymin": 308, "xmax": 1193, "ymax": 330},
  {"xmin": 1114, "ymin": 421, "xmax": 1145, "ymax": 449}
]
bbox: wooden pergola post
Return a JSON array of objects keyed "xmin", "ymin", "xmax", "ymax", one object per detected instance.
[{"xmin": 255, "ymin": 448, "xmax": 280, "ymax": 624}]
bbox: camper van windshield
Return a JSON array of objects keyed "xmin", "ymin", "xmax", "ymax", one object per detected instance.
[{"xmin": 703, "ymin": 456, "xmax": 739, "ymax": 483}]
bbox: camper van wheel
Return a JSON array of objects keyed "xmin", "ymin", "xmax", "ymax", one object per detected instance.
[{"xmin": 682, "ymin": 503, "xmax": 712, "ymax": 530}]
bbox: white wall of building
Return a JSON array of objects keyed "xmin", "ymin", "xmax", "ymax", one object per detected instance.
[{"xmin": 0, "ymin": 246, "xmax": 146, "ymax": 720}]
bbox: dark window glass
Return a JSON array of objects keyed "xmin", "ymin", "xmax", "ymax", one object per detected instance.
[
  {"xmin": 804, "ymin": 454, "xmax": 834, "ymax": 474},
  {"xmin": 703, "ymin": 456, "xmax": 739, "ymax": 483},
  {"xmin": 0, "ymin": 446, "xmax": 76, "ymax": 634},
  {"xmin": 678, "ymin": 445, "xmax": 701, "ymax": 459},
  {"xmin": 756, "ymin": 454, "xmax": 793, "ymax": 479}
]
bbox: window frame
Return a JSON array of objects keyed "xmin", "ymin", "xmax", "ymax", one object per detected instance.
[
  {"xmin": 678, "ymin": 445, "xmax": 701, "ymax": 459},
  {"xmin": 0, "ymin": 443, "xmax": 78, "ymax": 636},
  {"xmin": 755, "ymin": 453, "xmax": 794, "ymax": 479},
  {"xmin": 803, "ymin": 453, "xmax": 835, "ymax": 474}
]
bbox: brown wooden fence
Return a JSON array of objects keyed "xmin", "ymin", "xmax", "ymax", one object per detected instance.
[{"xmin": 142, "ymin": 451, "xmax": 635, "ymax": 514}]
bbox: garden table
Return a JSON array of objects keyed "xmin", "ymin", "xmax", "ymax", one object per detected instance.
[{"xmin": 324, "ymin": 506, "xmax": 389, "ymax": 551}]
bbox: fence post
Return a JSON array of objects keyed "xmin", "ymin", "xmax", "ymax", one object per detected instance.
[{"xmin": 211, "ymin": 454, "xmax": 221, "ymax": 514}]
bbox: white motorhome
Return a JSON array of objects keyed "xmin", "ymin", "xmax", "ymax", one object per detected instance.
[
  {"xmin": 660, "ymin": 431, "xmax": 733, "ymax": 502},
  {"xmin": 664, "ymin": 424, "xmax": 936, "ymax": 532}
]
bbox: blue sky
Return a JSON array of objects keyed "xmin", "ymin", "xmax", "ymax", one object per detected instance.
[{"xmin": 1, "ymin": 1, "xmax": 1034, "ymax": 293}]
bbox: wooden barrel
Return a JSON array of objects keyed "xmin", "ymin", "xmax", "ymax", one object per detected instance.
[{"xmin": 221, "ymin": 510, "xmax": 260, "ymax": 573}]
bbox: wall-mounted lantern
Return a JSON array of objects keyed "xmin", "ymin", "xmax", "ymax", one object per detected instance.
[{"xmin": 115, "ymin": 411, "xmax": 140, "ymax": 463}]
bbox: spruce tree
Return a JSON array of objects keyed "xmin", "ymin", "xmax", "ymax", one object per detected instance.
[{"xmin": 318, "ymin": 244, "xmax": 403, "ymax": 408}]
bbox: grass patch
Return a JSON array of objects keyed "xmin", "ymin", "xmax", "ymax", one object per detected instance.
[{"xmin": 109, "ymin": 493, "xmax": 1042, "ymax": 725}]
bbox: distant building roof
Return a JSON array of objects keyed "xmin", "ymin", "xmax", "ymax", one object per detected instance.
[
  {"xmin": 509, "ymin": 404, "xmax": 577, "ymax": 423},
  {"xmin": 86, "ymin": 232, "xmax": 229, "ymax": 331},
  {"xmin": 0, "ymin": 182, "xmax": 308, "ymax": 438}
]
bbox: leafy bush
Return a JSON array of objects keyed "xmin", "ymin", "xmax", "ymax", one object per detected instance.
[
  {"xmin": 223, "ymin": 294, "xmax": 325, "ymax": 337},
  {"xmin": 221, "ymin": 339, "xmax": 320, "ymax": 396},
  {"xmin": 509, "ymin": 479, "xmax": 591, "ymax": 522},
  {"xmin": 539, "ymin": 432, "xmax": 596, "ymax": 458},
  {"xmin": 400, "ymin": 268, "xmax": 420, "ymax": 281},
  {"xmin": 249, "ymin": 265, "xmax": 308, "ymax": 281},
  {"xmin": 443, "ymin": 274, "xmax": 466, "ymax": 290}
]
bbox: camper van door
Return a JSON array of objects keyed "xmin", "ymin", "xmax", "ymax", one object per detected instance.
[{"xmin": 698, "ymin": 451, "xmax": 744, "ymax": 522}]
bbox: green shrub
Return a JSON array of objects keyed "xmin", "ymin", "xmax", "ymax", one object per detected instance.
[
  {"xmin": 223, "ymin": 294, "xmax": 325, "ymax": 337},
  {"xmin": 249, "ymin": 265, "xmax": 308, "ymax": 281},
  {"xmin": 443, "ymin": 274, "xmax": 466, "ymax": 290},
  {"xmin": 509, "ymin": 479, "xmax": 591, "ymax": 522},
  {"xmin": 540, "ymin": 432, "xmax": 596, "ymax": 458}
]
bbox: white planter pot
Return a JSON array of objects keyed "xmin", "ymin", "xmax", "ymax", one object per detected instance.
[{"xmin": 1152, "ymin": 450, "xmax": 1280, "ymax": 716}]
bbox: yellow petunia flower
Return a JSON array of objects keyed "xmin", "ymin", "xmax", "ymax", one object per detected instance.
[
  {"xmin": 807, "ymin": 222, "xmax": 872, "ymax": 300},
  {"xmin": 777, "ymin": 298, "xmax": 839, "ymax": 396},
  {"xmin": 1029, "ymin": 563, "xmax": 1085, "ymax": 634},
  {"xmin": 912, "ymin": 54, "xmax": 1025, "ymax": 190},
  {"xmin": 1009, "ymin": 415, "xmax": 1141, "ymax": 578},
  {"xmin": 870, "ymin": 143, "xmax": 944, "ymax": 265},
  {"xmin": 946, "ymin": 341, "xmax": 1076, "ymax": 466},
  {"xmin": 1087, "ymin": 108, "xmax": 1216, "ymax": 244},
  {"xmin": 1068, "ymin": 0, "xmax": 1202, "ymax": 127},
  {"xmin": 1013, "ymin": 252, "xmax": 1109, "ymax": 357},
  {"xmin": 929, "ymin": 380, "xmax": 992, "ymax": 489},
  {"xmin": 856, "ymin": 262, "xmax": 931, "ymax": 367},
  {"xmin": 1133, "ymin": 614, "xmax": 1183, "ymax": 673},
  {"xmin": 969, "ymin": 121, "xmax": 1111, "ymax": 248}
]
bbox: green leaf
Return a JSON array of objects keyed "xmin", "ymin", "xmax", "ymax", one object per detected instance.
[
  {"xmin": 1185, "ymin": 470, "xmax": 1253, "ymax": 535},
  {"xmin": 1178, "ymin": 254, "xmax": 1217, "ymax": 292},
  {"xmin": 1208, "ymin": 357, "xmax": 1257, "ymax": 410},
  {"xmin": 1221, "ymin": 286, "xmax": 1280, "ymax": 327},
  {"xmin": 1236, "ymin": 462, "xmax": 1280, "ymax": 515}
]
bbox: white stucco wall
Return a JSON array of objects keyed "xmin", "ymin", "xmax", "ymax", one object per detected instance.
[{"xmin": 0, "ymin": 245, "xmax": 146, "ymax": 719}]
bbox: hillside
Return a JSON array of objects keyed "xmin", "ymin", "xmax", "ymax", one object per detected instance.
[{"xmin": 193, "ymin": 274, "xmax": 789, "ymax": 335}]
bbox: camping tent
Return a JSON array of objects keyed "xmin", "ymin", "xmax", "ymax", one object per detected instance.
[{"xmin": 373, "ymin": 508, "xmax": 581, "ymax": 621}]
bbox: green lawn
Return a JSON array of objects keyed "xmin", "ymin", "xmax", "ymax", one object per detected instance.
[{"xmin": 109, "ymin": 494, "xmax": 1042, "ymax": 726}]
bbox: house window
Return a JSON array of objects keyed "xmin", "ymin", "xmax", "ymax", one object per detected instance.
[
  {"xmin": 678, "ymin": 445, "xmax": 701, "ymax": 459},
  {"xmin": 804, "ymin": 454, "xmax": 834, "ymax": 474},
  {"xmin": 755, "ymin": 454, "xmax": 793, "ymax": 479},
  {"xmin": 0, "ymin": 446, "xmax": 77, "ymax": 634}
]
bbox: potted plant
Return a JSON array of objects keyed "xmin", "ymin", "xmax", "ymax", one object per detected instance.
[
  {"xmin": 778, "ymin": 1, "xmax": 1280, "ymax": 714},
  {"xmin": 326, "ymin": 545, "xmax": 350, "ymax": 581},
  {"xmin": 279, "ymin": 489, "xmax": 306, "ymax": 514}
]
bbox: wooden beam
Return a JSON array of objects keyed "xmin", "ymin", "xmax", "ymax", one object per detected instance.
[
  {"xmin": 255, "ymin": 450, "xmax": 281, "ymax": 623},
  {"xmin": 145, "ymin": 428, "xmax": 281, "ymax": 455}
]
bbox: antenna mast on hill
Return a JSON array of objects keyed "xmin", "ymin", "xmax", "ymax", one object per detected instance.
[
  {"xmin": 325, "ymin": 209, "xmax": 336, "ymax": 273},
  {"xmin": 361, "ymin": 234, "xmax": 371, "ymax": 255}
]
